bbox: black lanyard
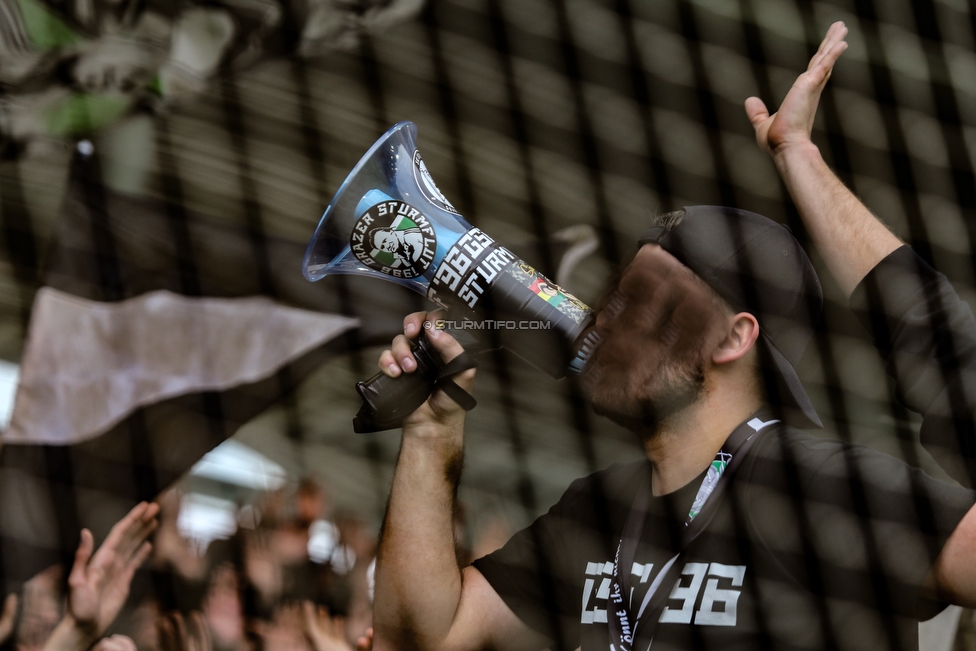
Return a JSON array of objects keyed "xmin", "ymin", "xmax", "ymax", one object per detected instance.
[{"xmin": 606, "ymin": 410, "xmax": 781, "ymax": 651}]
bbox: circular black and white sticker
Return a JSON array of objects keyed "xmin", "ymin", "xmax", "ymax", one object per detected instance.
[
  {"xmin": 413, "ymin": 150, "xmax": 459, "ymax": 214},
  {"xmin": 350, "ymin": 199, "xmax": 437, "ymax": 279}
]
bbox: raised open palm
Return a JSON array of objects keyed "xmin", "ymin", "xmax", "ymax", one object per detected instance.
[
  {"xmin": 745, "ymin": 21, "xmax": 848, "ymax": 156},
  {"xmin": 67, "ymin": 502, "xmax": 159, "ymax": 636}
]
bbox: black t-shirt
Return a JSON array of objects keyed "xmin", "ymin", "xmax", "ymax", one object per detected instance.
[
  {"xmin": 850, "ymin": 245, "xmax": 976, "ymax": 488},
  {"xmin": 472, "ymin": 425, "xmax": 976, "ymax": 651}
]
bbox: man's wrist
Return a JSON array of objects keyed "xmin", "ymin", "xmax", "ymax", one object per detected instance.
[
  {"xmin": 402, "ymin": 413, "xmax": 466, "ymax": 442},
  {"xmin": 44, "ymin": 615, "xmax": 97, "ymax": 651},
  {"xmin": 771, "ymin": 139, "xmax": 822, "ymax": 170}
]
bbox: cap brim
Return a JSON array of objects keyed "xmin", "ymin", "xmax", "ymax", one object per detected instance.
[{"xmin": 763, "ymin": 333, "xmax": 822, "ymax": 429}]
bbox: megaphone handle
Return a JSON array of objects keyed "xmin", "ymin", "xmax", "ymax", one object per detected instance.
[{"xmin": 353, "ymin": 331, "xmax": 478, "ymax": 433}]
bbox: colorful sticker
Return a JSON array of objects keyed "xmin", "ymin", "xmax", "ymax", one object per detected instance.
[
  {"xmin": 509, "ymin": 262, "xmax": 590, "ymax": 324},
  {"xmin": 529, "ymin": 277, "xmax": 567, "ymax": 307},
  {"xmin": 350, "ymin": 199, "xmax": 437, "ymax": 279}
]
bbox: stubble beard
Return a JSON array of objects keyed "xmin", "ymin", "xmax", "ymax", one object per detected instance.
[{"xmin": 587, "ymin": 351, "xmax": 707, "ymax": 437}]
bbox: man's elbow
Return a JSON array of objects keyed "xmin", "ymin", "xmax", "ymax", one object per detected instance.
[{"xmin": 925, "ymin": 503, "xmax": 976, "ymax": 608}]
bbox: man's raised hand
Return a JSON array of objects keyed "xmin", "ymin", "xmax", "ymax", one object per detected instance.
[
  {"xmin": 745, "ymin": 21, "xmax": 848, "ymax": 158},
  {"xmin": 67, "ymin": 502, "xmax": 159, "ymax": 637},
  {"xmin": 745, "ymin": 20, "xmax": 901, "ymax": 296}
]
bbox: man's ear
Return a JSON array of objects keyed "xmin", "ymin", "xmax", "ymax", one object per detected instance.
[{"xmin": 712, "ymin": 312, "xmax": 761, "ymax": 365}]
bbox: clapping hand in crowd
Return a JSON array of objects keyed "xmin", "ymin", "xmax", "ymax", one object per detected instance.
[
  {"xmin": 43, "ymin": 502, "xmax": 160, "ymax": 651},
  {"xmin": 157, "ymin": 611, "xmax": 213, "ymax": 651},
  {"xmin": 8, "ymin": 485, "xmax": 377, "ymax": 651},
  {"xmin": 91, "ymin": 634, "xmax": 138, "ymax": 651},
  {"xmin": 356, "ymin": 627, "xmax": 373, "ymax": 651},
  {"xmin": 302, "ymin": 600, "xmax": 350, "ymax": 651},
  {"xmin": 0, "ymin": 593, "xmax": 18, "ymax": 645},
  {"xmin": 302, "ymin": 601, "xmax": 373, "ymax": 651},
  {"xmin": 68, "ymin": 502, "xmax": 159, "ymax": 635}
]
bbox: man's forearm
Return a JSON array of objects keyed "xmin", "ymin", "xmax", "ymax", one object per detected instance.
[
  {"xmin": 373, "ymin": 418, "xmax": 466, "ymax": 651},
  {"xmin": 774, "ymin": 142, "xmax": 902, "ymax": 296},
  {"xmin": 42, "ymin": 616, "xmax": 96, "ymax": 651}
]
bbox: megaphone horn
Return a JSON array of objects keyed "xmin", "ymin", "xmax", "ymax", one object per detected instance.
[{"xmin": 303, "ymin": 122, "xmax": 602, "ymax": 431}]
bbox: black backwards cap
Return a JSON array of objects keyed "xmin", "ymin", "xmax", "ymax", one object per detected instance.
[{"xmin": 638, "ymin": 205, "xmax": 824, "ymax": 428}]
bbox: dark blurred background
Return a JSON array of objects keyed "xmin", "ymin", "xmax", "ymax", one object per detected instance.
[{"xmin": 1, "ymin": 0, "xmax": 976, "ymax": 647}]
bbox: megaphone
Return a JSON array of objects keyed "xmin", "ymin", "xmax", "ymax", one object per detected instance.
[{"xmin": 304, "ymin": 121, "xmax": 602, "ymax": 431}]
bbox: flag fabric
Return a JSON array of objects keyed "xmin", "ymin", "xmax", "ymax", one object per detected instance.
[
  {"xmin": 0, "ymin": 146, "xmax": 370, "ymax": 591},
  {"xmin": 4, "ymin": 287, "xmax": 357, "ymax": 446}
]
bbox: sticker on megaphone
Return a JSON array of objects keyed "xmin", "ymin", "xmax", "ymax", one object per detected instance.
[
  {"xmin": 302, "ymin": 121, "xmax": 601, "ymax": 431},
  {"xmin": 350, "ymin": 198, "xmax": 438, "ymax": 279}
]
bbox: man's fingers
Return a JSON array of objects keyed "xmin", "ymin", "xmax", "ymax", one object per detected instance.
[
  {"xmin": 809, "ymin": 21, "xmax": 847, "ymax": 69},
  {"xmin": 825, "ymin": 21, "xmax": 848, "ymax": 49},
  {"xmin": 187, "ymin": 611, "xmax": 212, "ymax": 651},
  {"xmin": 378, "ymin": 349, "xmax": 400, "ymax": 377},
  {"xmin": 117, "ymin": 509, "xmax": 158, "ymax": 561},
  {"xmin": 425, "ymin": 320, "xmax": 465, "ymax": 365},
  {"xmin": 132, "ymin": 515, "xmax": 159, "ymax": 551},
  {"xmin": 384, "ymin": 311, "xmax": 451, "ymax": 376},
  {"xmin": 809, "ymin": 23, "xmax": 848, "ymax": 74},
  {"xmin": 355, "ymin": 628, "xmax": 374, "ymax": 651},
  {"xmin": 125, "ymin": 541, "xmax": 153, "ymax": 576},
  {"xmin": 797, "ymin": 39, "xmax": 847, "ymax": 127},
  {"xmin": 143, "ymin": 502, "xmax": 161, "ymax": 523},
  {"xmin": 817, "ymin": 40, "xmax": 848, "ymax": 78},
  {"xmin": 391, "ymin": 334, "xmax": 417, "ymax": 373},
  {"xmin": 95, "ymin": 635, "xmax": 137, "ymax": 651},
  {"xmin": 424, "ymin": 321, "xmax": 476, "ymax": 398},
  {"xmin": 1, "ymin": 594, "xmax": 17, "ymax": 622},
  {"xmin": 809, "ymin": 40, "xmax": 847, "ymax": 83},
  {"xmin": 0, "ymin": 593, "xmax": 17, "ymax": 643},
  {"xmin": 101, "ymin": 502, "xmax": 149, "ymax": 555},
  {"xmin": 117, "ymin": 514, "xmax": 157, "ymax": 560},
  {"xmin": 70, "ymin": 529, "xmax": 94, "ymax": 585},
  {"xmin": 156, "ymin": 615, "xmax": 178, "ymax": 651},
  {"xmin": 744, "ymin": 97, "xmax": 770, "ymax": 128},
  {"xmin": 403, "ymin": 310, "xmax": 446, "ymax": 336},
  {"xmin": 301, "ymin": 600, "xmax": 317, "ymax": 630},
  {"xmin": 403, "ymin": 312, "xmax": 428, "ymax": 337}
]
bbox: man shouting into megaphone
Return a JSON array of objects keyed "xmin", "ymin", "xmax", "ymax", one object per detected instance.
[{"xmin": 369, "ymin": 23, "xmax": 976, "ymax": 651}]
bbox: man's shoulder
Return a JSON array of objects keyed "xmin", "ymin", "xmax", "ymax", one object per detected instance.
[
  {"xmin": 742, "ymin": 424, "xmax": 881, "ymax": 497},
  {"xmin": 549, "ymin": 459, "xmax": 649, "ymax": 518},
  {"xmin": 746, "ymin": 424, "xmax": 973, "ymax": 504},
  {"xmin": 570, "ymin": 458, "xmax": 649, "ymax": 492},
  {"xmin": 751, "ymin": 423, "xmax": 856, "ymax": 466}
]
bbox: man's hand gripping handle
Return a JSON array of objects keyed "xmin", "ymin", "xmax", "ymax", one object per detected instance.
[{"xmin": 355, "ymin": 328, "xmax": 478, "ymax": 432}]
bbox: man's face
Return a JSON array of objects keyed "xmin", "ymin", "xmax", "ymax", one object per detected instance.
[
  {"xmin": 374, "ymin": 231, "xmax": 397, "ymax": 252},
  {"xmin": 582, "ymin": 245, "xmax": 732, "ymax": 433}
]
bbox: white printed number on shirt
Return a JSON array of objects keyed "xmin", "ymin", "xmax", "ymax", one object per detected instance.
[
  {"xmin": 581, "ymin": 561, "xmax": 615, "ymax": 624},
  {"xmin": 581, "ymin": 560, "xmax": 746, "ymax": 628},
  {"xmin": 660, "ymin": 562, "xmax": 746, "ymax": 626},
  {"xmin": 581, "ymin": 560, "xmax": 660, "ymax": 624}
]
